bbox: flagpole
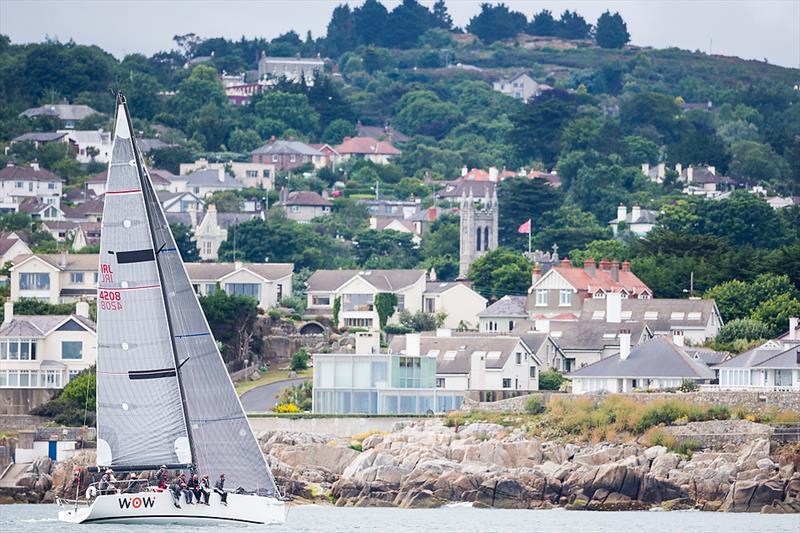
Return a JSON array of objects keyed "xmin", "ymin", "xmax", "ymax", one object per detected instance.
[{"xmin": 528, "ymin": 223, "xmax": 532, "ymax": 256}]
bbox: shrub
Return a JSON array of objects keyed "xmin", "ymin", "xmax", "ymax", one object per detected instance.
[
  {"xmin": 706, "ymin": 405, "xmax": 730, "ymax": 420},
  {"xmin": 383, "ymin": 324, "xmax": 412, "ymax": 335},
  {"xmin": 290, "ymin": 348, "xmax": 309, "ymax": 371},
  {"xmin": 642, "ymin": 427, "xmax": 676, "ymax": 448},
  {"xmin": 273, "ymin": 402, "xmax": 300, "ymax": 413},
  {"xmin": 267, "ymin": 308, "xmax": 282, "ymax": 320},
  {"xmin": 525, "ymin": 395, "xmax": 545, "ymax": 414},
  {"xmin": 538, "ymin": 370, "xmax": 567, "ymax": 391},
  {"xmin": 672, "ymin": 438, "xmax": 701, "ymax": 457},
  {"xmin": 678, "ymin": 379, "xmax": 698, "ymax": 392}
]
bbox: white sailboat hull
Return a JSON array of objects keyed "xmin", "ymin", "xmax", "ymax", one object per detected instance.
[{"xmin": 57, "ymin": 490, "xmax": 287, "ymax": 525}]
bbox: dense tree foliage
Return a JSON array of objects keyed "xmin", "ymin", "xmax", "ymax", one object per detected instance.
[{"xmin": 595, "ymin": 11, "xmax": 630, "ymax": 49}]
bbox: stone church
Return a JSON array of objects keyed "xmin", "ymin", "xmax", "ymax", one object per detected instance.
[{"xmin": 458, "ymin": 189, "xmax": 499, "ymax": 278}]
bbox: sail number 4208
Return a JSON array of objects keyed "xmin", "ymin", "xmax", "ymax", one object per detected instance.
[{"xmin": 99, "ymin": 290, "xmax": 123, "ymax": 311}]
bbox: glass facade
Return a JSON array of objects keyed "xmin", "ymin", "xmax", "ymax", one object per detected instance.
[
  {"xmin": 19, "ymin": 273, "xmax": 50, "ymax": 290},
  {"xmin": 313, "ymin": 353, "xmax": 463, "ymax": 415}
]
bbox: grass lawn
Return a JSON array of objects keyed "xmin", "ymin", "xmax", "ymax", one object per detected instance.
[{"xmin": 235, "ymin": 367, "xmax": 312, "ymax": 395}]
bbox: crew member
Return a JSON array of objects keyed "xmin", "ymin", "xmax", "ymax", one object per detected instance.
[{"xmin": 214, "ymin": 473, "xmax": 227, "ymax": 505}]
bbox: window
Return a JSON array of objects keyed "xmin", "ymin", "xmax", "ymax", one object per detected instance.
[
  {"xmin": 530, "ymin": 366, "xmax": 536, "ymax": 378},
  {"xmin": 62, "ymin": 341, "xmax": 83, "ymax": 360},
  {"xmin": 424, "ymin": 297, "xmax": 434, "ymax": 313},
  {"xmin": 535, "ymin": 289, "xmax": 547, "ymax": 306},
  {"xmin": 272, "ymin": 155, "xmax": 279, "ymax": 162},
  {"xmin": 396, "ymin": 294, "xmax": 405, "ymax": 311},
  {"xmin": 93, "ymin": 272, "xmax": 99, "ymax": 283},
  {"xmin": 502, "ymin": 378, "xmax": 511, "ymax": 389},
  {"xmin": 2, "ymin": 339, "xmax": 37, "ymax": 360},
  {"xmin": 644, "ymin": 311, "xmax": 658, "ymax": 321},
  {"xmin": 42, "ymin": 370, "xmax": 61, "ymax": 388},
  {"xmin": 289, "ymin": 155, "xmax": 296, "ymax": 163},
  {"xmin": 639, "ymin": 293, "xmax": 651, "ymax": 300},
  {"xmin": 344, "ymin": 317, "xmax": 373, "ymax": 328},
  {"xmin": 70, "ymin": 272, "xmax": 84, "ymax": 284},
  {"xmin": 593, "ymin": 291, "xmax": 605, "ymax": 299},
  {"xmin": 509, "ymin": 321, "xmax": 514, "ymax": 331},
  {"xmin": 435, "ymin": 377, "xmax": 445, "ymax": 388},
  {"xmin": 224, "ymin": 283, "xmax": 260, "ymax": 300},
  {"xmin": 245, "ymin": 170, "xmax": 258, "ymax": 178},
  {"xmin": 262, "ymin": 170, "xmax": 271, "ymax": 178},
  {"xmin": 516, "ymin": 352, "xmax": 522, "ymax": 364},
  {"xmin": 19, "ymin": 273, "xmax": 50, "ymax": 290},
  {"xmin": 312, "ymin": 295, "xmax": 331, "ymax": 306},
  {"xmin": 205, "ymin": 283, "xmax": 219, "ymax": 294},
  {"xmin": 68, "ymin": 370, "xmax": 81, "ymax": 383},
  {"xmin": 559, "ymin": 289, "xmax": 572, "ymax": 306},
  {"xmin": 476, "ymin": 227, "xmax": 482, "ymax": 251},
  {"xmin": 342, "ymin": 293, "xmax": 373, "ymax": 311},
  {"xmin": 398, "ymin": 357, "xmax": 422, "ymax": 388},
  {"xmin": 291, "ymin": 205, "xmax": 299, "ymax": 212},
  {"xmin": 27, "ymin": 183, "xmax": 34, "ymax": 191}
]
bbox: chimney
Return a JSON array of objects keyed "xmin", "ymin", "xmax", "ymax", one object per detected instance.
[
  {"xmin": 31, "ymin": 162, "xmax": 40, "ymax": 171},
  {"xmin": 598, "ymin": 258, "xmax": 611, "ymax": 272},
  {"xmin": 188, "ymin": 202, "xmax": 198, "ymax": 228},
  {"xmin": 631, "ymin": 205, "xmax": 641, "ymax": 222},
  {"xmin": 206, "ymin": 203, "xmax": 218, "ymax": 226},
  {"xmin": 621, "ymin": 260, "xmax": 631, "ymax": 272},
  {"xmin": 488, "ymin": 166, "xmax": 498, "ymax": 181},
  {"xmin": 606, "ymin": 291, "xmax": 622, "ymax": 324},
  {"xmin": 59, "ymin": 251, "xmax": 68, "ymax": 269},
  {"xmin": 789, "ymin": 317, "xmax": 799, "ymax": 341},
  {"xmin": 534, "ymin": 318, "xmax": 550, "ymax": 333},
  {"xmin": 560, "ymin": 258, "xmax": 571, "ymax": 268},
  {"xmin": 321, "ymin": 189, "xmax": 329, "ymax": 199},
  {"xmin": 461, "ymin": 165, "xmax": 468, "ymax": 177},
  {"xmin": 675, "ymin": 163, "xmax": 682, "ymax": 177},
  {"xmin": 673, "ymin": 330, "xmax": 685, "ymax": 347},
  {"xmin": 583, "ymin": 258, "xmax": 596, "ymax": 276},
  {"xmin": 355, "ymin": 331, "xmax": 380, "ymax": 354},
  {"xmin": 708, "ymin": 166, "xmax": 716, "ymax": 175},
  {"xmin": 217, "ymin": 167, "xmax": 225, "ymax": 183},
  {"xmin": 531, "ymin": 266, "xmax": 541, "ymax": 285},
  {"xmin": 76, "ymin": 300, "xmax": 89, "ymax": 318},
  {"xmin": 687, "ymin": 166, "xmax": 694, "ymax": 182},
  {"xmin": 657, "ymin": 163, "xmax": 665, "ymax": 179},
  {"xmin": 280, "ymin": 186, "xmax": 289, "ymax": 203},
  {"xmin": 405, "ymin": 333, "xmax": 420, "ymax": 357},
  {"xmin": 617, "ymin": 204, "xmax": 627, "ymax": 223},
  {"xmin": 610, "ymin": 259, "xmax": 620, "ymax": 282},
  {"xmin": 3, "ymin": 301, "xmax": 13, "ymax": 324},
  {"xmin": 429, "ymin": 268, "xmax": 437, "ymax": 282},
  {"xmin": 436, "ymin": 328, "xmax": 451, "ymax": 338},
  {"xmin": 641, "ymin": 163, "xmax": 650, "ymax": 176},
  {"xmin": 619, "ymin": 329, "xmax": 631, "ymax": 361}
]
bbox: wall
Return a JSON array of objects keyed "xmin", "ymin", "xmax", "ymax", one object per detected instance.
[
  {"xmin": 462, "ymin": 390, "xmax": 800, "ymax": 414},
  {"xmin": 435, "ymin": 285, "xmax": 486, "ymax": 330},
  {"xmin": 0, "ymin": 414, "xmax": 48, "ymax": 430},
  {"xmin": 248, "ymin": 415, "xmax": 423, "ymax": 438},
  {"xmin": 0, "ymin": 390, "xmax": 58, "ymax": 415},
  {"xmin": 11, "ymin": 258, "xmax": 59, "ymax": 303}
]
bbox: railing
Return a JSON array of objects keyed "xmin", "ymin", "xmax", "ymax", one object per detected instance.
[{"xmin": 698, "ymin": 384, "xmax": 799, "ymax": 392}]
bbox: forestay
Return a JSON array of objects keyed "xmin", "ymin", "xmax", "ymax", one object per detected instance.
[{"xmin": 95, "ymin": 101, "xmax": 192, "ymax": 469}]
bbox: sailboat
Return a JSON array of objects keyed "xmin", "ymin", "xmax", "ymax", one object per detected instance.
[{"xmin": 57, "ymin": 94, "xmax": 287, "ymax": 525}]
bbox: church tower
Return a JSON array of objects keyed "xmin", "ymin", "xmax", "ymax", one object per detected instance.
[{"xmin": 458, "ymin": 187, "xmax": 499, "ymax": 278}]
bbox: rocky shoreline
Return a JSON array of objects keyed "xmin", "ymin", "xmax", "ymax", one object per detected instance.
[{"xmin": 3, "ymin": 420, "xmax": 799, "ymax": 513}]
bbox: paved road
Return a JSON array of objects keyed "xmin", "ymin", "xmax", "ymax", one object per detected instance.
[{"xmin": 239, "ymin": 378, "xmax": 309, "ymax": 412}]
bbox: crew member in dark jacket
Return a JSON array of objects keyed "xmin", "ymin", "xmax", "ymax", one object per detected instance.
[
  {"xmin": 170, "ymin": 477, "xmax": 183, "ymax": 508},
  {"xmin": 199, "ymin": 475, "xmax": 211, "ymax": 505},
  {"xmin": 155, "ymin": 465, "xmax": 169, "ymax": 490},
  {"xmin": 188, "ymin": 474, "xmax": 202, "ymax": 503},
  {"xmin": 214, "ymin": 473, "xmax": 227, "ymax": 505}
]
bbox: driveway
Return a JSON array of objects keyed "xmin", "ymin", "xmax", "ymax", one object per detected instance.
[{"xmin": 239, "ymin": 378, "xmax": 309, "ymax": 412}]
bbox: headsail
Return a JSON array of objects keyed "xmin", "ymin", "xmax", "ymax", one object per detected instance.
[
  {"xmin": 139, "ymin": 151, "xmax": 278, "ymax": 495},
  {"xmin": 95, "ymin": 97, "xmax": 192, "ymax": 469}
]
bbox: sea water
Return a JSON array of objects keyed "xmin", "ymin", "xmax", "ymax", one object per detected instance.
[{"xmin": 1, "ymin": 504, "xmax": 798, "ymax": 532}]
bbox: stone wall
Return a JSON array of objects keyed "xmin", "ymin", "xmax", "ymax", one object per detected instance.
[
  {"xmin": 0, "ymin": 390, "xmax": 58, "ymax": 416},
  {"xmin": 249, "ymin": 416, "xmax": 423, "ymax": 438},
  {"xmin": 462, "ymin": 390, "xmax": 800, "ymax": 414},
  {"xmin": 662, "ymin": 420, "xmax": 775, "ymax": 448},
  {"xmin": 0, "ymin": 414, "xmax": 48, "ymax": 432}
]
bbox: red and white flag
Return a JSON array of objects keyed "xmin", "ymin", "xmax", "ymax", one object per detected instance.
[{"xmin": 517, "ymin": 219, "xmax": 531, "ymax": 234}]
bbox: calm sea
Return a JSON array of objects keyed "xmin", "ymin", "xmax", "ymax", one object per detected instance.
[{"xmin": 2, "ymin": 504, "xmax": 798, "ymax": 532}]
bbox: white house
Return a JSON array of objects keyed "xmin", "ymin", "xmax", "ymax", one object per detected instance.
[
  {"xmin": 305, "ymin": 269, "xmax": 427, "ymax": 331},
  {"xmin": 388, "ymin": 330, "xmax": 541, "ymax": 400},
  {"xmin": 179, "ymin": 158, "xmax": 275, "ymax": 190},
  {"xmin": 492, "ymin": 72, "xmax": 552, "ymax": 101},
  {"xmin": 0, "ymin": 300, "xmax": 96, "ymax": 391},
  {"xmin": 169, "ymin": 167, "xmax": 243, "ymax": 198},
  {"xmin": 185, "ymin": 260, "xmax": 293, "ymax": 310},
  {"xmin": 0, "ymin": 163, "xmax": 63, "ymax": 209},
  {"xmin": 714, "ymin": 320, "xmax": 800, "ymax": 390},
  {"xmin": 422, "ymin": 281, "xmax": 487, "ymax": 331},
  {"xmin": 276, "ymin": 190, "xmax": 332, "ymax": 223},
  {"xmin": 59, "ymin": 130, "xmax": 112, "ymax": 163},
  {"xmin": 478, "ymin": 295, "xmax": 528, "ymax": 333},
  {"xmin": 19, "ymin": 103, "xmax": 98, "ymax": 129},
  {"xmin": 0, "ymin": 232, "xmax": 32, "ymax": 266},
  {"xmin": 257, "ymin": 55, "xmax": 324, "ymax": 83},
  {"xmin": 569, "ymin": 335, "xmax": 715, "ymax": 394},
  {"xmin": 609, "ymin": 205, "xmax": 658, "ymax": 237},
  {"xmin": 334, "ymin": 136, "xmax": 401, "ymax": 165}
]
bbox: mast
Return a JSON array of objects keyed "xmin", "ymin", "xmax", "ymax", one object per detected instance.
[{"xmin": 118, "ymin": 92, "xmax": 197, "ymax": 471}]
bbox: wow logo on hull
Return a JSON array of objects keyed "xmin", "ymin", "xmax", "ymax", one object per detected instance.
[{"xmin": 118, "ymin": 496, "xmax": 156, "ymax": 509}]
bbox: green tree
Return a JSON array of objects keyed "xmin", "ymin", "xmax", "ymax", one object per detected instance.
[
  {"xmin": 353, "ymin": 0, "xmax": 389, "ymax": 46},
  {"xmin": 528, "ymin": 10, "xmax": 558, "ymax": 36},
  {"xmin": 171, "ymin": 64, "xmax": 227, "ymax": 119},
  {"xmin": 150, "ymin": 145, "xmax": 196, "ymax": 174},
  {"xmin": 227, "ymin": 128, "xmax": 262, "ymax": 153},
  {"xmin": 431, "ymin": 0, "xmax": 453, "ymax": 30},
  {"xmin": 30, "ymin": 366, "xmax": 96, "ymax": 426},
  {"xmin": 568, "ymin": 240, "xmax": 630, "ymax": 265},
  {"xmin": 715, "ymin": 318, "xmax": 771, "ymax": 345},
  {"xmin": 386, "ymin": 0, "xmax": 435, "ymax": 49},
  {"xmin": 324, "ymin": 4, "xmax": 357, "ymax": 56},
  {"xmin": 374, "ymin": 292, "xmax": 398, "ymax": 329},
  {"xmin": 728, "ymin": 140, "xmax": 792, "ymax": 187},
  {"xmin": 556, "ymin": 10, "xmax": 592, "ymax": 39},
  {"xmin": 595, "ymin": 11, "xmax": 630, "ymax": 49},
  {"xmin": 468, "ymin": 248, "xmax": 531, "ymax": 300},
  {"xmin": 398, "ymin": 309, "xmax": 444, "ymax": 332},
  {"xmin": 466, "ymin": 3, "xmax": 527, "ymax": 44},
  {"xmin": 199, "ymin": 289, "xmax": 260, "ymax": 362},
  {"xmin": 508, "ymin": 90, "xmax": 580, "ymax": 166},
  {"xmin": 394, "ymin": 90, "xmax": 461, "ymax": 139},
  {"xmin": 354, "ymin": 229, "xmax": 421, "ymax": 269},
  {"xmin": 750, "ymin": 294, "xmax": 800, "ymax": 337},
  {"xmin": 534, "ymin": 206, "xmax": 609, "ymax": 253},
  {"xmin": 170, "ymin": 223, "xmax": 199, "ymax": 262},
  {"xmin": 321, "ymin": 118, "xmax": 356, "ymax": 145},
  {"xmin": 254, "ymin": 91, "xmax": 320, "ymax": 135},
  {"xmin": 421, "ymin": 213, "xmax": 460, "ymax": 260},
  {"xmin": 620, "ymin": 92, "xmax": 682, "ymax": 141},
  {"xmin": 539, "ymin": 370, "xmax": 567, "ymax": 390},
  {"xmin": 497, "ymin": 177, "xmax": 563, "ymax": 250},
  {"xmin": 290, "ymin": 347, "xmax": 309, "ymax": 371}
]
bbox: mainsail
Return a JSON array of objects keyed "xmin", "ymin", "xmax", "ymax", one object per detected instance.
[
  {"xmin": 96, "ymin": 98, "xmax": 191, "ymax": 469},
  {"xmin": 96, "ymin": 94, "xmax": 277, "ymax": 495}
]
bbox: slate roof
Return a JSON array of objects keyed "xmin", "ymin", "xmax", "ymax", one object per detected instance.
[
  {"xmin": 307, "ymin": 269, "xmax": 425, "ymax": 292},
  {"xmin": 685, "ymin": 347, "xmax": 729, "ymax": 366},
  {"xmin": 175, "ymin": 168, "xmax": 240, "ymax": 189},
  {"xmin": 751, "ymin": 345, "xmax": 800, "ymax": 369},
  {"xmin": 437, "ymin": 180, "xmax": 496, "ymax": 199},
  {"xmin": 12, "ymin": 132, "xmax": 69, "ymax": 143},
  {"xmin": 478, "ymin": 295, "xmax": 528, "ymax": 317},
  {"xmin": 0, "ymin": 233, "xmax": 28, "ymax": 256},
  {"xmin": 609, "ymin": 208, "xmax": 659, "ymax": 225},
  {"xmin": 520, "ymin": 331, "xmax": 550, "ymax": 352},
  {"xmin": 388, "ymin": 334, "xmax": 525, "ymax": 373},
  {"xmin": 335, "ymin": 136, "xmax": 401, "ymax": 156},
  {"xmin": 541, "ymin": 263, "xmax": 651, "ymax": 296},
  {"xmin": 136, "ymin": 138, "xmax": 170, "ymax": 153},
  {"xmin": 356, "ymin": 124, "xmax": 410, "ymax": 143},
  {"xmin": 568, "ymin": 337, "xmax": 715, "ymax": 380},
  {"xmin": 579, "ymin": 298, "xmax": 719, "ymax": 331},
  {"xmin": 0, "ymin": 166, "xmax": 61, "ymax": 183},
  {"xmin": 277, "ymin": 191, "xmax": 332, "ymax": 207},
  {"xmin": 63, "ymin": 130, "xmax": 110, "ymax": 145},
  {"xmin": 18, "ymin": 197, "xmax": 56, "ymax": 214},
  {"xmin": 184, "ymin": 262, "xmax": 293, "ymax": 281},
  {"xmin": 546, "ymin": 320, "xmax": 650, "ymax": 351},
  {"xmin": 20, "ymin": 104, "xmax": 98, "ymax": 121},
  {"xmin": 62, "ymin": 197, "xmax": 105, "ymax": 219},
  {"xmin": 250, "ymin": 140, "xmax": 322, "ymax": 157},
  {"xmin": 375, "ymin": 218, "xmax": 415, "ymax": 232},
  {"xmin": 0, "ymin": 315, "xmax": 96, "ymax": 337},
  {"xmin": 715, "ymin": 341, "xmax": 791, "ymax": 369},
  {"xmin": 424, "ymin": 281, "xmax": 475, "ymax": 295}
]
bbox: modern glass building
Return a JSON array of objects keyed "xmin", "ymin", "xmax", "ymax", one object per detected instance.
[{"xmin": 312, "ymin": 352, "xmax": 465, "ymax": 414}]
